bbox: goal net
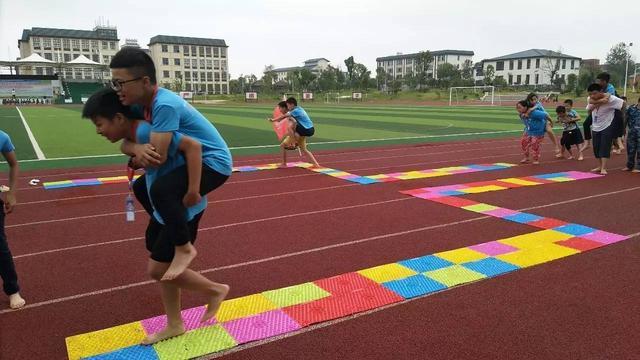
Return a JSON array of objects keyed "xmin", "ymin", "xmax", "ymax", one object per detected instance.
[{"xmin": 449, "ymin": 86, "xmax": 495, "ymax": 106}]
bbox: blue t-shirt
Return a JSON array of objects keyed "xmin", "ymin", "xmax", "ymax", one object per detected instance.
[
  {"xmin": 562, "ymin": 109, "xmax": 579, "ymax": 131},
  {"xmin": 605, "ymin": 84, "xmax": 616, "ymax": 95},
  {"xmin": 288, "ymin": 107, "xmax": 313, "ymax": 129},
  {"xmin": 534, "ymin": 101, "xmax": 545, "ymax": 111},
  {"xmin": 525, "ymin": 110, "xmax": 547, "ymax": 136},
  {"xmin": 0, "ymin": 130, "xmax": 15, "ymax": 153},
  {"xmin": 136, "ymin": 88, "xmax": 232, "ymax": 176},
  {"xmin": 135, "ymin": 121, "xmax": 206, "ymax": 224},
  {"xmin": 627, "ymin": 105, "xmax": 640, "ymax": 132}
]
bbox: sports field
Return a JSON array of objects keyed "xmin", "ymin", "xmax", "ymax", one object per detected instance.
[{"xmin": 1, "ymin": 104, "xmax": 559, "ymax": 170}]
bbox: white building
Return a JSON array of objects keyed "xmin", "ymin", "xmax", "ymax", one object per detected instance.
[
  {"xmin": 17, "ymin": 26, "xmax": 119, "ymax": 80},
  {"xmin": 271, "ymin": 58, "xmax": 331, "ymax": 82},
  {"xmin": 476, "ymin": 49, "xmax": 581, "ymax": 86},
  {"xmin": 148, "ymin": 35, "xmax": 229, "ymax": 94},
  {"xmin": 376, "ymin": 50, "xmax": 474, "ymax": 80}
]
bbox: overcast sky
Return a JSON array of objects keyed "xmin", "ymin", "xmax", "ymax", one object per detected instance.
[{"xmin": 1, "ymin": 0, "xmax": 638, "ymax": 77}]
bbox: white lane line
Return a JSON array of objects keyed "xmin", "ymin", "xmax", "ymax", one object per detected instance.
[{"xmin": 15, "ymin": 106, "xmax": 46, "ymax": 160}]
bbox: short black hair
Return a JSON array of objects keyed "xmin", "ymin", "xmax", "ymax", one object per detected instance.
[
  {"xmin": 286, "ymin": 97, "xmax": 297, "ymax": 106},
  {"xmin": 277, "ymin": 101, "xmax": 287, "ymax": 108},
  {"xmin": 110, "ymin": 47, "xmax": 157, "ymax": 84},
  {"xmin": 526, "ymin": 92, "xmax": 538, "ymax": 102},
  {"xmin": 517, "ymin": 100, "xmax": 532, "ymax": 108},
  {"xmin": 564, "ymin": 99, "xmax": 573, "ymax": 106},
  {"xmin": 596, "ymin": 72, "xmax": 610, "ymax": 82},
  {"xmin": 82, "ymin": 88, "xmax": 134, "ymax": 120},
  {"xmin": 587, "ymin": 83, "xmax": 602, "ymax": 92},
  {"xmin": 621, "ymin": 96, "xmax": 627, "ymax": 101},
  {"xmin": 555, "ymin": 105, "xmax": 566, "ymax": 114}
]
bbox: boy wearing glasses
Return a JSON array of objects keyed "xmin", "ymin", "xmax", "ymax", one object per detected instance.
[{"xmin": 109, "ymin": 48, "xmax": 232, "ymax": 280}]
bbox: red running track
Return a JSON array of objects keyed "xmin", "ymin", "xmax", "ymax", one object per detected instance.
[{"xmin": 0, "ymin": 137, "xmax": 638, "ymax": 359}]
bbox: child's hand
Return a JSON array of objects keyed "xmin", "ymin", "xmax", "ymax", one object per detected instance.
[
  {"xmin": 133, "ymin": 144, "xmax": 161, "ymax": 167},
  {"xmin": 4, "ymin": 191, "xmax": 16, "ymax": 214},
  {"xmin": 183, "ymin": 191, "xmax": 202, "ymax": 207}
]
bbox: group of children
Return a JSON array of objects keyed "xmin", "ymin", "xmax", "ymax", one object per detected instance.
[
  {"xmin": 518, "ymin": 72, "xmax": 640, "ymax": 175},
  {"xmin": 0, "ymin": 47, "xmax": 324, "ymax": 347}
]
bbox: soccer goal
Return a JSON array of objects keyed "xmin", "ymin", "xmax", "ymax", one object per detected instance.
[{"xmin": 448, "ymin": 86, "xmax": 495, "ymax": 106}]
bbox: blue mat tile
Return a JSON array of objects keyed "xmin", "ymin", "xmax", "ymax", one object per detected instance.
[
  {"xmin": 553, "ymin": 223, "xmax": 597, "ymax": 236},
  {"xmin": 503, "ymin": 212, "xmax": 543, "ymax": 224},
  {"xmin": 87, "ymin": 345, "xmax": 159, "ymax": 360},
  {"xmin": 383, "ymin": 274, "xmax": 447, "ymax": 299},
  {"xmin": 532, "ymin": 172, "xmax": 568, "ymax": 179},
  {"xmin": 399, "ymin": 255, "xmax": 454, "ymax": 272},
  {"xmin": 462, "ymin": 257, "xmax": 520, "ymax": 277}
]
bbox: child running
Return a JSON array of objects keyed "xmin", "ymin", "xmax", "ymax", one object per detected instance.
[
  {"xmin": 517, "ymin": 100, "xmax": 550, "ymax": 164},
  {"xmin": 555, "ymin": 103, "xmax": 584, "ymax": 160},
  {"xmin": 0, "ymin": 130, "xmax": 25, "ymax": 310},
  {"xmin": 269, "ymin": 97, "xmax": 320, "ymax": 168},
  {"xmin": 83, "ymin": 89, "xmax": 230, "ymax": 344}
]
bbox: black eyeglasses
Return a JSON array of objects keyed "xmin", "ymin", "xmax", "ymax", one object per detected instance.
[{"xmin": 110, "ymin": 77, "xmax": 143, "ymax": 91}]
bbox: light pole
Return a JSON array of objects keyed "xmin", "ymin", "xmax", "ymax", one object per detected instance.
[{"xmin": 623, "ymin": 42, "xmax": 633, "ymax": 96}]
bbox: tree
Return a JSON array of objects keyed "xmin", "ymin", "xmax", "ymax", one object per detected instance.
[
  {"xmin": 605, "ymin": 42, "xmax": 635, "ymax": 89},
  {"xmin": 566, "ymin": 73, "xmax": 577, "ymax": 94},
  {"xmin": 375, "ymin": 67, "xmax": 386, "ymax": 90},
  {"xmin": 261, "ymin": 65, "xmax": 276, "ymax": 92},
  {"xmin": 483, "ymin": 65, "xmax": 495, "ymax": 85},
  {"xmin": 461, "ymin": 59, "xmax": 474, "ymax": 81},
  {"xmin": 541, "ymin": 55, "xmax": 561, "ymax": 88},
  {"xmin": 578, "ymin": 62, "xmax": 601, "ymax": 95},
  {"xmin": 298, "ymin": 68, "xmax": 317, "ymax": 90},
  {"xmin": 414, "ymin": 51, "xmax": 433, "ymax": 91},
  {"xmin": 390, "ymin": 78, "xmax": 402, "ymax": 95},
  {"xmin": 351, "ymin": 63, "xmax": 371, "ymax": 90},
  {"xmin": 287, "ymin": 70, "xmax": 301, "ymax": 92},
  {"xmin": 229, "ymin": 79, "xmax": 240, "ymax": 94},
  {"xmin": 335, "ymin": 67, "xmax": 346, "ymax": 91},
  {"xmin": 344, "ymin": 56, "xmax": 355, "ymax": 87},
  {"xmin": 318, "ymin": 66, "xmax": 338, "ymax": 91},
  {"xmin": 436, "ymin": 63, "xmax": 461, "ymax": 88}
]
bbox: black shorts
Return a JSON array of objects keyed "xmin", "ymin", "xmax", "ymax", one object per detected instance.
[
  {"xmin": 560, "ymin": 129, "xmax": 584, "ymax": 150},
  {"xmin": 593, "ymin": 126, "xmax": 615, "ymax": 159},
  {"xmin": 583, "ymin": 115, "xmax": 593, "ymax": 140},
  {"xmin": 612, "ymin": 109, "xmax": 624, "ymax": 138},
  {"xmin": 295, "ymin": 124, "xmax": 315, "ymax": 137},
  {"xmin": 146, "ymin": 211, "xmax": 204, "ymax": 263}
]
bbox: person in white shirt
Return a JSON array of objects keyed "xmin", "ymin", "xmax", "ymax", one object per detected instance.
[{"xmin": 586, "ymin": 83, "xmax": 624, "ymax": 174}]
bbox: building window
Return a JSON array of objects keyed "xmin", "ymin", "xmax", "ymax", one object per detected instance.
[
  {"xmin": 173, "ymin": 45, "xmax": 180, "ymax": 53},
  {"xmin": 525, "ymin": 74, "xmax": 530, "ymax": 84},
  {"xmin": 207, "ymin": 84, "xmax": 213, "ymax": 93},
  {"xmin": 110, "ymin": 42, "xmax": 116, "ymax": 50},
  {"xmin": 536, "ymin": 58, "xmax": 540, "ymax": 69},
  {"xmin": 174, "ymin": 58, "xmax": 181, "ymax": 66},
  {"xmin": 213, "ymin": 60, "xmax": 220, "ymax": 70},
  {"xmin": 535, "ymin": 74, "xmax": 539, "ymax": 84},
  {"xmin": 193, "ymin": 71, "xmax": 199, "ymax": 80},
  {"xmin": 64, "ymin": 54, "xmax": 71, "ymax": 62},
  {"xmin": 103, "ymin": 55, "xmax": 110, "ymax": 64},
  {"xmin": 92, "ymin": 54, "xmax": 100, "ymax": 63},
  {"xmin": 571, "ymin": 60, "xmax": 575, "ymax": 69},
  {"xmin": 516, "ymin": 75, "xmax": 522, "ymax": 84},
  {"xmin": 214, "ymin": 72, "xmax": 220, "ymax": 81},
  {"xmin": 43, "ymin": 38, "xmax": 52, "ymax": 50},
  {"xmin": 102, "ymin": 41, "xmax": 108, "ymax": 50},
  {"xmin": 213, "ymin": 47, "xmax": 219, "ymax": 57},
  {"xmin": 163, "ymin": 70, "xmax": 170, "ymax": 78},
  {"xmin": 215, "ymin": 84, "xmax": 221, "ymax": 93},
  {"xmin": 562, "ymin": 59, "xmax": 567, "ymax": 69},
  {"xmin": 44, "ymin": 53, "xmax": 53, "ymax": 60},
  {"xmin": 33, "ymin": 37, "xmax": 41, "ymax": 49},
  {"xmin": 517, "ymin": 60, "xmax": 522, "ymax": 70},
  {"xmin": 175, "ymin": 71, "xmax": 181, "ymax": 78},
  {"xmin": 496, "ymin": 61, "xmax": 504, "ymax": 71},
  {"xmin": 222, "ymin": 72, "xmax": 227, "ymax": 81},
  {"xmin": 526, "ymin": 59, "xmax": 531, "ymax": 69},
  {"xmin": 72, "ymin": 39, "xmax": 80, "ymax": 51},
  {"xmin": 206, "ymin": 59, "xmax": 212, "ymax": 69},
  {"xmin": 221, "ymin": 84, "xmax": 228, "ymax": 94},
  {"xmin": 192, "ymin": 59, "xmax": 197, "ymax": 68},
  {"xmin": 162, "ymin": 58, "xmax": 169, "ymax": 65},
  {"xmin": 81, "ymin": 40, "xmax": 89, "ymax": 51},
  {"xmin": 221, "ymin": 48, "xmax": 226, "ymax": 58},
  {"xmin": 185, "ymin": 72, "xmax": 191, "ymax": 80},
  {"xmin": 221, "ymin": 60, "xmax": 227, "ymax": 70},
  {"xmin": 205, "ymin": 47, "xmax": 211, "ymax": 57},
  {"xmin": 198, "ymin": 46, "xmax": 204, "ymax": 57},
  {"xmin": 161, "ymin": 45, "xmax": 168, "ymax": 52},
  {"xmin": 191, "ymin": 46, "xmax": 197, "ymax": 55},
  {"xmin": 53, "ymin": 38, "xmax": 61, "ymax": 49},
  {"xmin": 198, "ymin": 59, "xmax": 204, "ymax": 69},
  {"xmin": 185, "ymin": 60, "xmax": 190, "ymax": 69},
  {"xmin": 91, "ymin": 40, "xmax": 98, "ymax": 49},
  {"xmin": 184, "ymin": 46, "xmax": 190, "ymax": 55},
  {"xmin": 509, "ymin": 60, "xmax": 514, "ymax": 70},
  {"xmin": 36, "ymin": 67, "xmax": 44, "ymax": 75},
  {"xmin": 457, "ymin": 55, "xmax": 460, "ymax": 61},
  {"xmin": 206, "ymin": 72, "xmax": 212, "ymax": 81},
  {"xmin": 508, "ymin": 74, "xmax": 513, "ymax": 84}
]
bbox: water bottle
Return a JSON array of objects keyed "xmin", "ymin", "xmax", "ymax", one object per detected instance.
[{"xmin": 125, "ymin": 194, "xmax": 135, "ymax": 222}]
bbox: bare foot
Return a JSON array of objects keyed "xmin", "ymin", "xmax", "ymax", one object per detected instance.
[
  {"xmin": 201, "ymin": 284, "xmax": 230, "ymax": 323},
  {"xmin": 567, "ymin": 156, "xmax": 574, "ymax": 160},
  {"xmin": 577, "ymin": 155, "xmax": 584, "ymax": 161},
  {"xmin": 532, "ymin": 161, "xmax": 540, "ymax": 165},
  {"xmin": 9, "ymin": 293, "xmax": 25, "ymax": 309},
  {"xmin": 555, "ymin": 153, "xmax": 564, "ymax": 159},
  {"xmin": 590, "ymin": 167, "xmax": 601, "ymax": 173},
  {"xmin": 622, "ymin": 167, "xmax": 631, "ymax": 171},
  {"xmin": 141, "ymin": 324, "xmax": 185, "ymax": 345},
  {"xmin": 278, "ymin": 163, "xmax": 288, "ymax": 169},
  {"xmin": 519, "ymin": 158, "xmax": 530, "ymax": 164},
  {"xmin": 600, "ymin": 169, "xmax": 608, "ymax": 175},
  {"xmin": 161, "ymin": 243, "xmax": 197, "ymax": 281},
  {"xmin": 632, "ymin": 169, "xmax": 640, "ymax": 173}
]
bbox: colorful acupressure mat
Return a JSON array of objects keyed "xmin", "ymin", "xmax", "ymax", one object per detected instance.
[
  {"xmin": 43, "ymin": 175, "xmax": 142, "ymax": 190},
  {"xmin": 65, "ymin": 170, "xmax": 627, "ymax": 360},
  {"xmin": 231, "ymin": 161, "xmax": 312, "ymax": 172}
]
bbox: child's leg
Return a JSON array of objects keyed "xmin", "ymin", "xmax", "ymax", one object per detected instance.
[
  {"xmin": 0, "ymin": 206, "xmax": 24, "ymax": 310},
  {"xmin": 628, "ymin": 132, "xmax": 640, "ymax": 171},
  {"xmin": 142, "ymin": 261, "xmax": 185, "ymax": 344},
  {"xmin": 520, "ymin": 134, "xmax": 531, "ymax": 162},
  {"xmin": 531, "ymin": 136, "xmax": 543, "ymax": 163},
  {"xmin": 546, "ymin": 122, "xmax": 560, "ymax": 153},
  {"xmin": 279, "ymin": 140, "xmax": 288, "ymax": 167},
  {"xmin": 298, "ymin": 136, "xmax": 320, "ymax": 167}
]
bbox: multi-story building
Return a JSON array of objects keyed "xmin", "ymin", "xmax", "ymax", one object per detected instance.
[
  {"xmin": 375, "ymin": 50, "xmax": 474, "ymax": 80},
  {"xmin": 272, "ymin": 58, "xmax": 331, "ymax": 82},
  {"xmin": 17, "ymin": 26, "xmax": 119, "ymax": 80},
  {"xmin": 475, "ymin": 49, "xmax": 581, "ymax": 85},
  {"xmin": 148, "ymin": 35, "xmax": 229, "ymax": 94}
]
